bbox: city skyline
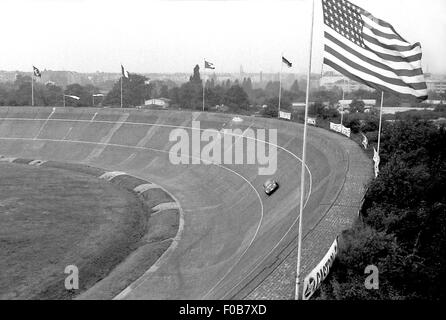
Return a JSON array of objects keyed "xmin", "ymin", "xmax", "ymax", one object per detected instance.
[{"xmin": 1, "ymin": 0, "xmax": 445, "ymax": 74}]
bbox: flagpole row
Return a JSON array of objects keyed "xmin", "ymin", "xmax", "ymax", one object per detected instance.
[{"xmin": 295, "ymin": 0, "xmax": 315, "ymax": 301}]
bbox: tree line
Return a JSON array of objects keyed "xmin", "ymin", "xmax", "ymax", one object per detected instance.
[
  {"xmin": 315, "ymin": 118, "xmax": 446, "ymax": 300},
  {"xmin": 1, "ymin": 66, "xmax": 442, "ymax": 114}
]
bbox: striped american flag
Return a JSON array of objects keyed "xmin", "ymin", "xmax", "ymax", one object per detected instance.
[{"xmin": 322, "ymin": 0, "xmax": 428, "ymax": 101}]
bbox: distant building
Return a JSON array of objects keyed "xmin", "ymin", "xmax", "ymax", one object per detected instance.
[
  {"xmin": 320, "ymin": 71, "xmax": 373, "ymax": 92},
  {"xmin": 422, "ymin": 99, "xmax": 445, "ymax": 105},
  {"xmin": 212, "ymin": 104, "xmax": 229, "ymax": 112},
  {"xmin": 291, "ymin": 101, "xmax": 329, "ymax": 112},
  {"xmin": 144, "ymin": 98, "xmax": 170, "ymax": 108},
  {"xmin": 426, "ymin": 79, "xmax": 446, "ymax": 94},
  {"xmin": 338, "ymin": 99, "xmax": 376, "ymax": 108}
]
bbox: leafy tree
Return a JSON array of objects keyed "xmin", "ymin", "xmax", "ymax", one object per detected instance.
[
  {"xmin": 160, "ymin": 85, "xmax": 169, "ymax": 98},
  {"xmin": 189, "ymin": 64, "xmax": 201, "ymax": 84},
  {"xmin": 266, "ymin": 93, "xmax": 293, "ymax": 112},
  {"xmin": 290, "ymin": 80, "xmax": 300, "ymax": 94},
  {"xmin": 242, "ymin": 77, "xmax": 253, "ymax": 95},
  {"xmin": 64, "ymin": 83, "xmax": 96, "ymax": 107},
  {"xmin": 343, "ymin": 116, "xmax": 361, "ymax": 133},
  {"xmin": 264, "ymin": 81, "xmax": 280, "ymax": 98},
  {"xmin": 350, "ymin": 99, "xmax": 365, "ymax": 113},
  {"xmin": 223, "ymin": 85, "xmax": 249, "ymax": 111},
  {"xmin": 261, "ymin": 105, "xmax": 278, "ymax": 118},
  {"xmin": 309, "ymin": 102, "xmax": 339, "ymax": 120},
  {"xmin": 103, "ymin": 73, "xmax": 149, "ymax": 107},
  {"xmin": 42, "ymin": 83, "xmax": 63, "ymax": 106},
  {"xmin": 360, "ymin": 115, "xmax": 379, "ymax": 133}
]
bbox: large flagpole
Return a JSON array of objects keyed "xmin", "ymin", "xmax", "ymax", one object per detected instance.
[
  {"xmin": 377, "ymin": 91, "xmax": 384, "ymax": 154},
  {"xmin": 278, "ymin": 52, "xmax": 284, "ymax": 119},
  {"xmin": 295, "ymin": 0, "xmax": 315, "ymax": 301},
  {"xmin": 120, "ymin": 75, "xmax": 123, "ymax": 108}
]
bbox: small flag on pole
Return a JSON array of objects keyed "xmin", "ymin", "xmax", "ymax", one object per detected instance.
[
  {"xmin": 121, "ymin": 65, "xmax": 129, "ymax": 78},
  {"xmin": 361, "ymin": 133, "xmax": 368, "ymax": 149},
  {"xmin": 322, "ymin": 0, "xmax": 428, "ymax": 101},
  {"xmin": 204, "ymin": 60, "xmax": 215, "ymax": 70},
  {"xmin": 33, "ymin": 66, "xmax": 41, "ymax": 78},
  {"xmin": 282, "ymin": 56, "xmax": 292, "ymax": 68}
]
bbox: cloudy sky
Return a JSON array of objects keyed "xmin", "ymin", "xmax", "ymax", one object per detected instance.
[{"xmin": 1, "ymin": 0, "xmax": 445, "ymax": 74}]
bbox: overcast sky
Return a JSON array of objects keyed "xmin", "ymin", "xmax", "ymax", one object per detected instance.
[{"xmin": 1, "ymin": 0, "xmax": 445, "ymax": 74}]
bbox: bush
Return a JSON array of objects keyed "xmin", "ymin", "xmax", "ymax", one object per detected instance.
[{"xmin": 343, "ymin": 117, "xmax": 361, "ymax": 133}]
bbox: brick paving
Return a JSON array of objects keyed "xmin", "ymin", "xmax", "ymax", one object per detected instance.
[{"xmin": 245, "ymin": 133, "xmax": 373, "ymax": 300}]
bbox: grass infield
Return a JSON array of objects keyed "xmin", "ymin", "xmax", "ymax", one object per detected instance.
[{"xmin": 0, "ymin": 162, "xmax": 149, "ymax": 299}]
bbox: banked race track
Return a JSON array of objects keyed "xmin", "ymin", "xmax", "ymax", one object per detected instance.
[{"xmin": 0, "ymin": 107, "xmax": 369, "ymax": 300}]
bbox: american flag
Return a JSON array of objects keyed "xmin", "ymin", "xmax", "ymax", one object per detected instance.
[{"xmin": 322, "ymin": 0, "xmax": 428, "ymax": 101}]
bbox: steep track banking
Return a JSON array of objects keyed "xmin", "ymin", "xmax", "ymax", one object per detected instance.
[{"xmin": 0, "ymin": 107, "xmax": 352, "ymax": 299}]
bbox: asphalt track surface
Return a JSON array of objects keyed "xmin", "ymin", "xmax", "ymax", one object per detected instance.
[{"xmin": 0, "ymin": 107, "xmax": 350, "ymax": 300}]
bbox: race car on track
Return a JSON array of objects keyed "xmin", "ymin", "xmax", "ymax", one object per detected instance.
[{"xmin": 263, "ymin": 179, "xmax": 279, "ymax": 196}]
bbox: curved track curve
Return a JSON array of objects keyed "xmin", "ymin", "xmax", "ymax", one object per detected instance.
[{"xmin": 0, "ymin": 107, "xmax": 352, "ymax": 299}]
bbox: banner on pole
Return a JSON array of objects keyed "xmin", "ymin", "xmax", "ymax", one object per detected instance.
[
  {"xmin": 279, "ymin": 111, "xmax": 291, "ymax": 120},
  {"xmin": 341, "ymin": 126, "xmax": 351, "ymax": 138},
  {"xmin": 373, "ymin": 147, "xmax": 380, "ymax": 178},
  {"xmin": 307, "ymin": 117, "xmax": 317, "ymax": 126},
  {"xmin": 361, "ymin": 133, "xmax": 368, "ymax": 149},
  {"xmin": 330, "ymin": 122, "xmax": 350, "ymax": 138},
  {"xmin": 302, "ymin": 237, "xmax": 338, "ymax": 300}
]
